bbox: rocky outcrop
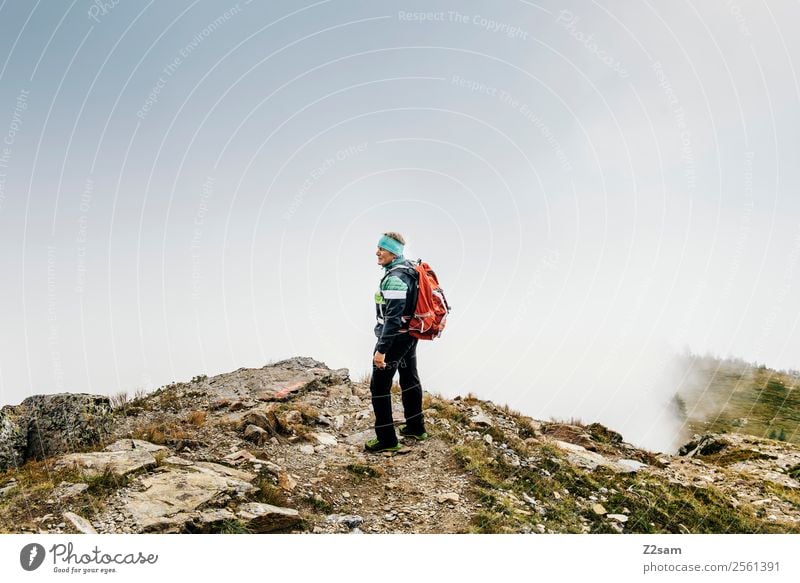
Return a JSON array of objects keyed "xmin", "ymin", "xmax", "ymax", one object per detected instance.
[
  {"xmin": 55, "ymin": 439, "xmax": 167, "ymax": 478},
  {"xmin": 121, "ymin": 460, "xmax": 257, "ymax": 532},
  {"xmin": 0, "ymin": 394, "xmax": 113, "ymax": 470},
  {"xmin": 0, "ymin": 407, "xmax": 26, "ymax": 470},
  {"xmin": 21, "ymin": 394, "xmax": 113, "ymax": 461}
]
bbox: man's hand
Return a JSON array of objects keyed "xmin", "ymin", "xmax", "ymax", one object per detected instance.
[{"xmin": 373, "ymin": 351, "xmax": 386, "ymax": 369}]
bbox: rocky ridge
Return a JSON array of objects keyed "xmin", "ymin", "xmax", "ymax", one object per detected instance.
[{"xmin": 1, "ymin": 357, "xmax": 799, "ymax": 534}]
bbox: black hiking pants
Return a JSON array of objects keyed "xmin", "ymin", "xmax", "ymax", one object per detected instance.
[{"xmin": 370, "ymin": 333, "xmax": 426, "ymax": 446}]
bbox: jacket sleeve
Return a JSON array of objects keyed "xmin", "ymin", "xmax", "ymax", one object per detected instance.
[{"xmin": 375, "ymin": 274, "xmax": 408, "ymax": 354}]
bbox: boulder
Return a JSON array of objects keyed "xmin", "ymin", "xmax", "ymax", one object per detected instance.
[
  {"xmin": 122, "ymin": 463, "xmax": 255, "ymax": 532},
  {"xmin": 0, "ymin": 407, "xmax": 26, "ymax": 470},
  {"xmin": 223, "ymin": 359, "xmax": 352, "ymax": 402},
  {"xmin": 20, "ymin": 394, "xmax": 113, "ymax": 461},
  {"xmin": 242, "ymin": 410, "xmax": 275, "ymax": 433},
  {"xmin": 55, "ymin": 448, "xmax": 158, "ymax": 478}
]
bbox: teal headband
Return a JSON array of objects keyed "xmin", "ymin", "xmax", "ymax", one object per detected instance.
[{"xmin": 377, "ymin": 234, "xmax": 404, "ymax": 256}]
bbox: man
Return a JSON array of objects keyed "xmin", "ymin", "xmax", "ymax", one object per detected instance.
[{"xmin": 366, "ymin": 232, "xmax": 428, "ymax": 453}]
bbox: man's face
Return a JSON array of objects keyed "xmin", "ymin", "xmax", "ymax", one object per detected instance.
[{"xmin": 376, "ymin": 246, "xmax": 395, "ymax": 266}]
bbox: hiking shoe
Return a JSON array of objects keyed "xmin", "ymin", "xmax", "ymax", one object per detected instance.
[
  {"xmin": 364, "ymin": 438, "xmax": 401, "ymax": 453},
  {"xmin": 399, "ymin": 424, "xmax": 428, "ymax": 441}
]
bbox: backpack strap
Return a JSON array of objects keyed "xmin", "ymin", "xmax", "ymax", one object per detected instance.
[
  {"xmin": 380, "ymin": 260, "xmax": 418, "ymax": 288},
  {"xmin": 379, "ymin": 261, "xmax": 420, "ymax": 320}
]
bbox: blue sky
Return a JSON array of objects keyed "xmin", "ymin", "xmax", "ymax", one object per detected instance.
[{"xmin": 1, "ymin": 0, "xmax": 798, "ymax": 453}]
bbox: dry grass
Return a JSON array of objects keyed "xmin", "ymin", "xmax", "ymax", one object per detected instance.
[
  {"xmin": 110, "ymin": 391, "xmax": 129, "ymax": 410},
  {"xmin": 186, "ymin": 410, "xmax": 207, "ymax": 426},
  {"xmin": 0, "ymin": 458, "xmax": 128, "ymax": 532},
  {"xmin": 130, "ymin": 421, "xmax": 191, "ymax": 445}
]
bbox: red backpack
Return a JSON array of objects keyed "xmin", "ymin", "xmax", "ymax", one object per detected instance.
[{"xmin": 405, "ymin": 259, "xmax": 452, "ymax": 340}]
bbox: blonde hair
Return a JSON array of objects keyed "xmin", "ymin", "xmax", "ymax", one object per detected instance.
[{"xmin": 383, "ymin": 231, "xmax": 405, "ymax": 245}]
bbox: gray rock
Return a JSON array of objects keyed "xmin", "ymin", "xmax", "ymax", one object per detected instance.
[
  {"xmin": 344, "ymin": 429, "xmax": 375, "ymax": 447},
  {"xmin": 104, "ymin": 439, "xmax": 167, "ymax": 453},
  {"xmin": 436, "ymin": 492, "xmax": 460, "ymax": 504},
  {"xmin": 271, "ymin": 356, "xmax": 329, "ymax": 370},
  {"xmin": 223, "ymin": 449, "xmax": 257, "ymax": 465},
  {"xmin": 63, "ymin": 512, "xmax": 97, "ymax": 534},
  {"xmin": 553, "ymin": 440, "xmax": 645, "ymax": 474},
  {"xmin": 0, "ymin": 407, "xmax": 26, "ymax": 471},
  {"xmin": 470, "ymin": 413, "xmax": 494, "ymax": 427},
  {"xmin": 20, "ymin": 393, "xmax": 113, "ymax": 461},
  {"xmin": 163, "ymin": 456, "xmax": 194, "ymax": 466},
  {"xmin": 55, "ymin": 446, "xmax": 159, "ymax": 478},
  {"xmin": 244, "ymin": 424, "xmax": 269, "ymax": 445},
  {"xmin": 310, "ymin": 432, "xmax": 337, "ymax": 446},
  {"xmin": 607, "ymin": 514, "xmax": 628, "ymax": 523},
  {"xmin": 242, "ymin": 410, "xmax": 274, "ymax": 432},
  {"xmin": 54, "ymin": 482, "xmax": 89, "ymax": 500},
  {"xmin": 194, "ymin": 508, "xmax": 236, "ymax": 530},
  {"xmin": 205, "ymin": 359, "xmax": 340, "ymax": 405},
  {"xmin": 617, "ymin": 459, "xmax": 647, "ymax": 473},
  {"xmin": 123, "ymin": 463, "xmax": 255, "ymax": 532},
  {"xmin": 326, "ymin": 514, "xmax": 364, "ymax": 528},
  {"xmin": 282, "ymin": 410, "xmax": 303, "ymax": 425},
  {"xmin": 236, "ymin": 502, "xmax": 301, "ymax": 532}
]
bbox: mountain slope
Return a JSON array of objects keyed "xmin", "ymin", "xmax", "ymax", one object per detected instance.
[
  {"xmin": 1, "ymin": 356, "xmax": 799, "ymax": 534},
  {"xmin": 674, "ymin": 353, "xmax": 800, "ymax": 445}
]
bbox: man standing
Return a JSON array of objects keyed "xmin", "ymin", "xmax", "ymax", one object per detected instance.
[{"xmin": 366, "ymin": 232, "xmax": 428, "ymax": 453}]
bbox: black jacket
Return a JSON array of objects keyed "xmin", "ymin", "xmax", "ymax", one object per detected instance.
[{"xmin": 374, "ymin": 257, "xmax": 418, "ymax": 353}]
